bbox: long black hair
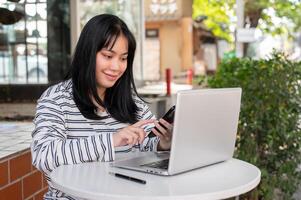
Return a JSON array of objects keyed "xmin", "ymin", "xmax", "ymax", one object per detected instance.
[{"xmin": 68, "ymin": 14, "xmax": 140, "ymax": 123}]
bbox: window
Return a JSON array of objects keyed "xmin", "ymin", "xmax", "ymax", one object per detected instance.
[
  {"xmin": 0, "ymin": 0, "xmax": 47, "ymax": 84},
  {"xmin": 0, "ymin": 0, "xmax": 70, "ymax": 101}
]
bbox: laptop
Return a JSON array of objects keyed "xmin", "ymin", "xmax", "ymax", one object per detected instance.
[{"xmin": 111, "ymin": 88, "xmax": 242, "ymax": 176}]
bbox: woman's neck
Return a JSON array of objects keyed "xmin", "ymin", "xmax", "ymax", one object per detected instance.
[
  {"xmin": 97, "ymin": 87, "xmax": 106, "ymax": 101},
  {"xmin": 90, "ymin": 87, "xmax": 106, "ymax": 112}
]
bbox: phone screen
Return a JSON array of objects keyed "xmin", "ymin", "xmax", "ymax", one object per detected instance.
[{"xmin": 148, "ymin": 105, "xmax": 175, "ymax": 138}]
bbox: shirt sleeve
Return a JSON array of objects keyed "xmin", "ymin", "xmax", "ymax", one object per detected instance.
[
  {"xmin": 134, "ymin": 98, "xmax": 161, "ymax": 152},
  {"xmin": 31, "ymin": 94, "xmax": 115, "ymax": 174}
]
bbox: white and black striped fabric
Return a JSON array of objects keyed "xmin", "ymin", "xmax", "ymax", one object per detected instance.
[{"xmin": 31, "ymin": 79, "xmax": 159, "ymax": 199}]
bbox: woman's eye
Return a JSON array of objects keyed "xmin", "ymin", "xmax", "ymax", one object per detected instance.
[
  {"xmin": 121, "ymin": 57, "xmax": 128, "ymax": 61},
  {"xmin": 104, "ymin": 55, "xmax": 112, "ymax": 59}
]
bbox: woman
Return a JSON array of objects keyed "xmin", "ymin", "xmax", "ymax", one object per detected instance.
[{"xmin": 31, "ymin": 14, "xmax": 172, "ymax": 199}]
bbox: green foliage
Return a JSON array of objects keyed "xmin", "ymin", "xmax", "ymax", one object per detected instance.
[
  {"xmin": 246, "ymin": 0, "xmax": 301, "ymax": 37},
  {"xmin": 192, "ymin": 0, "xmax": 235, "ymax": 42},
  {"xmin": 207, "ymin": 52, "xmax": 301, "ymax": 199},
  {"xmin": 193, "ymin": 0, "xmax": 301, "ymax": 42}
]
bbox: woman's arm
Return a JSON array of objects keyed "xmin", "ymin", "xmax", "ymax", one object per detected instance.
[
  {"xmin": 135, "ymin": 99, "xmax": 173, "ymax": 151},
  {"xmin": 31, "ymin": 96, "xmax": 115, "ymax": 174},
  {"xmin": 133, "ymin": 100, "xmax": 162, "ymax": 151}
]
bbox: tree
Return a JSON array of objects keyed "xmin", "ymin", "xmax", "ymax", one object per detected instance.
[
  {"xmin": 193, "ymin": 0, "xmax": 235, "ymax": 42},
  {"xmin": 245, "ymin": 0, "xmax": 301, "ymax": 36},
  {"xmin": 193, "ymin": 0, "xmax": 301, "ymax": 41}
]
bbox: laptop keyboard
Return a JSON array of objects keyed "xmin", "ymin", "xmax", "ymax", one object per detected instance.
[{"xmin": 141, "ymin": 159, "xmax": 169, "ymax": 169}]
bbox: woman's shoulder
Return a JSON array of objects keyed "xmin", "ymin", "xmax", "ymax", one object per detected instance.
[
  {"xmin": 132, "ymin": 93, "xmax": 155, "ymax": 119},
  {"xmin": 132, "ymin": 93, "xmax": 145, "ymax": 105},
  {"xmin": 132, "ymin": 93, "xmax": 151, "ymax": 111},
  {"xmin": 39, "ymin": 79, "xmax": 73, "ymax": 101}
]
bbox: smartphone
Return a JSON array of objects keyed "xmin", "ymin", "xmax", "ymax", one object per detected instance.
[{"xmin": 148, "ymin": 105, "xmax": 176, "ymax": 138}]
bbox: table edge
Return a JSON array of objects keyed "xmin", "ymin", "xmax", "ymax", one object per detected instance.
[{"xmin": 50, "ymin": 159, "xmax": 261, "ymax": 200}]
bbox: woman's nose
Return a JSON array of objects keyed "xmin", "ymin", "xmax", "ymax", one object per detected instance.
[{"xmin": 110, "ymin": 59, "xmax": 120, "ymax": 70}]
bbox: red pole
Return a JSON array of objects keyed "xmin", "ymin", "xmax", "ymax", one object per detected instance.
[
  {"xmin": 166, "ymin": 68, "xmax": 171, "ymax": 96},
  {"xmin": 186, "ymin": 69, "xmax": 193, "ymax": 85}
]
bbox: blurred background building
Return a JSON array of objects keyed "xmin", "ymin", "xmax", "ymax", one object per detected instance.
[
  {"xmin": 0, "ymin": 0, "xmax": 300, "ymax": 117},
  {"xmin": 0, "ymin": 0, "xmax": 198, "ymax": 118}
]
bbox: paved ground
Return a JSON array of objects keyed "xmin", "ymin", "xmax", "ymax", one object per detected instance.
[{"xmin": 294, "ymin": 186, "xmax": 301, "ymax": 200}]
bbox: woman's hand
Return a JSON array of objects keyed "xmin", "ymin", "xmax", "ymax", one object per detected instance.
[
  {"xmin": 113, "ymin": 119, "xmax": 155, "ymax": 147},
  {"xmin": 151, "ymin": 118, "xmax": 173, "ymax": 151}
]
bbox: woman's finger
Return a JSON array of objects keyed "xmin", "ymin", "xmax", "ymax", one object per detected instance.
[
  {"xmin": 159, "ymin": 118, "xmax": 173, "ymax": 130},
  {"xmin": 114, "ymin": 126, "xmax": 143, "ymax": 147},
  {"xmin": 128, "ymin": 127, "xmax": 146, "ymax": 144},
  {"xmin": 151, "ymin": 126, "xmax": 164, "ymax": 138},
  {"xmin": 132, "ymin": 119, "xmax": 155, "ymax": 128},
  {"xmin": 119, "ymin": 128, "xmax": 137, "ymax": 145},
  {"xmin": 136, "ymin": 128, "xmax": 146, "ymax": 144},
  {"xmin": 127, "ymin": 131, "xmax": 140, "ymax": 145},
  {"xmin": 154, "ymin": 121, "xmax": 168, "ymax": 137}
]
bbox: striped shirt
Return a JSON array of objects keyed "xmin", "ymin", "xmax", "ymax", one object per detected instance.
[{"xmin": 31, "ymin": 79, "xmax": 159, "ymax": 200}]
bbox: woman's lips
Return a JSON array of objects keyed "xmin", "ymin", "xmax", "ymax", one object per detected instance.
[{"xmin": 104, "ymin": 72, "xmax": 118, "ymax": 81}]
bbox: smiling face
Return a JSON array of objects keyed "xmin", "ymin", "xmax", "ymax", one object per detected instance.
[{"xmin": 95, "ymin": 34, "xmax": 128, "ymax": 99}]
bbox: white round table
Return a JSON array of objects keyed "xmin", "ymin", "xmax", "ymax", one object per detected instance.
[{"xmin": 50, "ymin": 153, "xmax": 261, "ymax": 200}]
